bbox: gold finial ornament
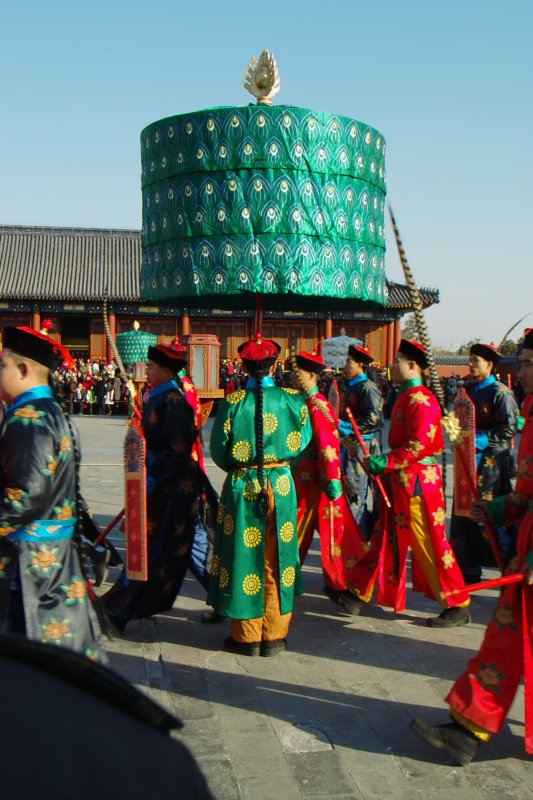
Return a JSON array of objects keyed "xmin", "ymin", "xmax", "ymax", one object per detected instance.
[{"xmin": 243, "ymin": 49, "xmax": 280, "ymax": 105}]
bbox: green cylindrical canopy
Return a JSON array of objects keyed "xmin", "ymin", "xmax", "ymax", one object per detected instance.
[
  {"xmin": 140, "ymin": 105, "xmax": 387, "ymax": 309},
  {"xmin": 116, "ymin": 329, "xmax": 158, "ymax": 365}
]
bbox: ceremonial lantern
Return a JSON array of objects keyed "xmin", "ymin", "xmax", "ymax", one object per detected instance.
[
  {"xmin": 180, "ymin": 333, "xmax": 221, "ymax": 398},
  {"xmin": 139, "ymin": 50, "xmax": 387, "ymax": 329}
]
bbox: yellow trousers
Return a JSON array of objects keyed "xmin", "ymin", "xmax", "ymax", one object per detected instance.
[{"xmin": 231, "ymin": 482, "xmax": 292, "ymax": 643}]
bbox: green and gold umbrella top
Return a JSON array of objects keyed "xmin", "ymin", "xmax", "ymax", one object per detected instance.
[
  {"xmin": 140, "ymin": 55, "xmax": 387, "ymax": 310},
  {"xmin": 116, "ymin": 327, "xmax": 157, "ymax": 365}
]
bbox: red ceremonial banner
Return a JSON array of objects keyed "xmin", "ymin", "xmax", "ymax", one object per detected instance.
[
  {"xmin": 453, "ymin": 388, "xmax": 477, "ymax": 518},
  {"xmin": 124, "ymin": 418, "xmax": 148, "ymax": 580}
]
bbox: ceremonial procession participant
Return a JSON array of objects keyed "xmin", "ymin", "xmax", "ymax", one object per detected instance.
[
  {"xmin": 347, "ymin": 340, "xmax": 471, "ymax": 626},
  {"xmin": 207, "ymin": 334, "xmax": 312, "ymax": 656},
  {"xmin": 170, "ymin": 339, "xmax": 219, "ymax": 615},
  {"xmin": 338, "ymin": 344, "xmax": 383, "ymax": 539},
  {"xmin": 292, "ymin": 350, "xmax": 367, "ymax": 614},
  {"xmin": 450, "ymin": 342, "xmax": 519, "ymax": 583},
  {"xmin": 103, "ymin": 342, "xmax": 203, "ymax": 631},
  {"xmin": 412, "ymin": 330, "xmax": 533, "ymax": 765},
  {"xmin": 0, "ymin": 326, "xmax": 103, "ymax": 659}
]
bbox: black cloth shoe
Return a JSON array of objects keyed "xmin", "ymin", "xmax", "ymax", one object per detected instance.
[
  {"xmin": 223, "ymin": 637, "xmax": 260, "ymax": 657},
  {"xmin": 324, "ymin": 585, "xmax": 365, "ymax": 616},
  {"xmin": 200, "ymin": 610, "xmax": 227, "ymax": 624},
  {"xmin": 427, "ymin": 606, "xmax": 471, "ymax": 628},
  {"xmin": 260, "ymin": 639, "xmax": 286, "ymax": 657},
  {"xmin": 410, "ymin": 718, "xmax": 479, "ymax": 766}
]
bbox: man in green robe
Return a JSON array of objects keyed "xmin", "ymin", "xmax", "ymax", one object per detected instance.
[{"xmin": 207, "ymin": 334, "xmax": 312, "ymax": 656}]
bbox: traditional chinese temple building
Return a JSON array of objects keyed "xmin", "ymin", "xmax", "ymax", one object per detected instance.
[{"xmin": 0, "ymin": 224, "xmax": 439, "ymax": 363}]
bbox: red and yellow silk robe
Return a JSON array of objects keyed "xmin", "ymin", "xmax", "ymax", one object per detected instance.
[
  {"xmin": 293, "ymin": 388, "xmax": 367, "ymax": 591},
  {"xmin": 447, "ymin": 399, "xmax": 533, "ymax": 752},
  {"xmin": 348, "ymin": 378, "xmax": 469, "ymax": 612},
  {"xmin": 178, "ymin": 370, "xmax": 205, "ymax": 471}
]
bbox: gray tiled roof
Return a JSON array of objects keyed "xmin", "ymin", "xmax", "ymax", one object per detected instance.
[
  {"xmin": 386, "ymin": 281, "xmax": 439, "ymax": 309},
  {"xmin": 0, "ymin": 224, "xmax": 439, "ymax": 309},
  {"xmin": 0, "ymin": 225, "xmax": 141, "ymax": 301}
]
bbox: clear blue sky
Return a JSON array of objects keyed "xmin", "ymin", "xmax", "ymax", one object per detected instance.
[{"xmin": 1, "ymin": 0, "xmax": 532, "ymax": 348}]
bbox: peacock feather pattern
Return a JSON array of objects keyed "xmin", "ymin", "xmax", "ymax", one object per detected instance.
[{"xmin": 140, "ymin": 106, "xmax": 387, "ymax": 306}]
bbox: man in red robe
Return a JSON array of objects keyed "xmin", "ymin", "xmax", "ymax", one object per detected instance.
[
  {"xmin": 412, "ymin": 329, "xmax": 533, "ymax": 765},
  {"xmin": 292, "ymin": 351, "xmax": 367, "ymax": 614},
  {"xmin": 347, "ymin": 339, "xmax": 471, "ymax": 626}
]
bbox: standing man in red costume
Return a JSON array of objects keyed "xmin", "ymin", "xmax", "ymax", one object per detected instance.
[
  {"xmin": 338, "ymin": 345, "xmax": 383, "ymax": 540},
  {"xmin": 292, "ymin": 351, "xmax": 367, "ymax": 614},
  {"xmin": 412, "ymin": 329, "xmax": 533, "ymax": 765},
  {"xmin": 347, "ymin": 339, "xmax": 471, "ymax": 626}
]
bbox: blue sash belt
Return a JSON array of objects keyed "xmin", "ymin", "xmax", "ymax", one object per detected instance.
[{"xmin": 7, "ymin": 518, "xmax": 75, "ymax": 543}]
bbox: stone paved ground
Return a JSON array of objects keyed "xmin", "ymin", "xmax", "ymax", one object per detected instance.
[{"xmin": 77, "ymin": 415, "xmax": 533, "ymax": 800}]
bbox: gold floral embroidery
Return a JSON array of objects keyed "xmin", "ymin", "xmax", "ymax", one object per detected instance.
[
  {"xmin": 219, "ymin": 567, "xmax": 230, "ymax": 589},
  {"xmin": 442, "ymin": 550, "xmax": 455, "ymax": 569},
  {"xmin": 243, "ymin": 479, "xmax": 261, "ymax": 501},
  {"xmin": 223, "ymin": 514, "xmax": 234, "ymax": 535},
  {"xmin": 275, "ymin": 474, "xmax": 291, "ymax": 496},
  {"xmin": 396, "ymin": 470, "xmax": 411, "ymax": 487},
  {"xmin": 243, "ymin": 527, "xmax": 262, "ymax": 547},
  {"xmin": 432, "ymin": 507, "xmax": 446, "ymax": 527},
  {"xmin": 226, "ymin": 389, "xmax": 246, "ymax": 405},
  {"xmin": 286, "ymin": 431, "xmax": 302, "ymax": 451},
  {"xmin": 282, "ymin": 387, "xmax": 299, "ymax": 395},
  {"xmin": 263, "ymin": 413, "xmax": 279, "ymax": 434},
  {"xmin": 210, "ymin": 554, "xmax": 221, "ymax": 577},
  {"xmin": 281, "ymin": 566, "xmax": 296, "ymax": 587},
  {"xmin": 409, "ymin": 391, "xmax": 431, "ymax": 407},
  {"xmin": 407, "ymin": 439, "xmax": 423, "ymax": 456},
  {"xmin": 422, "ymin": 466, "xmax": 439, "ymax": 485},
  {"xmin": 279, "ymin": 521, "xmax": 294, "ymax": 543},
  {"xmin": 242, "ymin": 573, "xmax": 262, "ymax": 594},
  {"xmin": 223, "ymin": 418, "xmax": 232, "ymax": 435},
  {"xmin": 321, "ymin": 445, "xmax": 338, "ymax": 463},
  {"xmin": 232, "ymin": 440, "xmax": 252, "ymax": 462}
]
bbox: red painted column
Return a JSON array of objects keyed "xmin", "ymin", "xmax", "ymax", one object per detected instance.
[
  {"xmin": 32, "ymin": 310, "xmax": 41, "ymax": 331},
  {"xmin": 386, "ymin": 322, "xmax": 394, "ymax": 366},
  {"xmin": 181, "ymin": 309, "xmax": 191, "ymax": 336},
  {"xmin": 394, "ymin": 318, "xmax": 402, "ymax": 353}
]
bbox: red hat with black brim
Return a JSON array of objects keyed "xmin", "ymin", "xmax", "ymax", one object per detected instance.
[
  {"xmin": 2, "ymin": 326, "xmax": 75, "ymax": 370},
  {"xmin": 523, "ymin": 328, "xmax": 533, "ymax": 350},
  {"xmin": 347, "ymin": 344, "xmax": 374, "ymax": 366},
  {"xmin": 238, "ymin": 333, "xmax": 281, "ymax": 373},
  {"xmin": 296, "ymin": 351, "xmax": 325, "ymax": 374},
  {"xmin": 398, "ymin": 338, "xmax": 428, "ymax": 370},
  {"xmin": 147, "ymin": 342, "xmax": 187, "ymax": 373},
  {"xmin": 470, "ymin": 342, "xmax": 501, "ymax": 366}
]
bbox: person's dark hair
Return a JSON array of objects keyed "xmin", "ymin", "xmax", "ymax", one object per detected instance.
[{"xmin": 253, "ymin": 367, "xmax": 269, "ymax": 515}]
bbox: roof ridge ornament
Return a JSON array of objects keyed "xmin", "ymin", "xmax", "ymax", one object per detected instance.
[{"xmin": 243, "ymin": 49, "xmax": 280, "ymax": 106}]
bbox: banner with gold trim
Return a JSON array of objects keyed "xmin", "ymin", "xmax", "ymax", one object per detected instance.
[
  {"xmin": 453, "ymin": 388, "xmax": 476, "ymax": 518},
  {"xmin": 124, "ymin": 418, "xmax": 148, "ymax": 580}
]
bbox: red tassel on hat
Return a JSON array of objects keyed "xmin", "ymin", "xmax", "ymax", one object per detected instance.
[{"xmin": 238, "ymin": 332, "xmax": 281, "ymax": 361}]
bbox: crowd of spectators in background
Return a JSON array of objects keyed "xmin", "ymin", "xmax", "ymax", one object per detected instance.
[{"xmin": 52, "ymin": 357, "xmax": 132, "ymax": 415}]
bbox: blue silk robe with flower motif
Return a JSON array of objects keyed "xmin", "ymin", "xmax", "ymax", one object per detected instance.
[{"xmin": 0, "ymin": 388, "xmax": 103, "ymax": 659}]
